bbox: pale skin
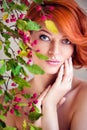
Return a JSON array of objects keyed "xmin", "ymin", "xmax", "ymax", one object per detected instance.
[{"xmin": 5, "ymin": 26, "xmax": 87, "ymax": 130}]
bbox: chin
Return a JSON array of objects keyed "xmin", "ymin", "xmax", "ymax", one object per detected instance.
[{"xmin": 44, "ymin": 68, "xmax": 59, "ymax": 75}]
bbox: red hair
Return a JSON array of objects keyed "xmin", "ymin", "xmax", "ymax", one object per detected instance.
[{"xmin": 26, "ymin": 0, "xmax": 87, "ymax": 68}]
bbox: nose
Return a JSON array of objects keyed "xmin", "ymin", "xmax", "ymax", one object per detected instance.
[{"xmin": 48, "ymin": 41, "xmax": 60, "ymax": 55}]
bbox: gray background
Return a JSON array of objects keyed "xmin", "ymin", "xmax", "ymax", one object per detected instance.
[{"xmin": 74, "ymin": 0, "xmax": 87, "ymax": 80}]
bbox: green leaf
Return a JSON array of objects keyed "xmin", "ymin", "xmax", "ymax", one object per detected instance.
[
  {"xmin": 22, "ymin": 93, "xmax": 32, "ymax": 99},
  {"xmin": 28, "ymin": 111, "xmax": 42, "ymax": 121},
  {"xmin": 17, "ymin": 103, "xmax": 28, "ymax": 107},
  {"xmin": 0, "ymin": 120, "xmax": 6, "ymax": 128},
  {"xmin": 35, "ymin": 52, "xmax": 48, "ymax": 60},
  {"xmin": 2, "ymin": 33, "xmax": 10, "ymax": 40},
  {"xmin": 29, "ymin": 124, "xmax": 42, "ymax": 130},
  {"xmin": 2, "ymin": 0, "xmax": 9, "ymax": 12},
  {"xmin": 3, "ymin": 126, "xmax": 17, "ymax": 130},
  {"xmin": 15, "ymin": 3, "xmax": 27, "ymax": 11},
  {"xmin": 26, "ymin": 64, "xmax": 45, "ymax": 75},
  {"xmin": 4, "ymin": 91, "xmax": 13, "ymax": 103},
  {"xmin": 14, "ymin": 109, "xmax": 21, "ymax": 116},
  {"xmin": 0, "ymin": 61, "xmax": 6, "ymax": 75},
  {"xmin": 0, "ymin": 115, "xmax": 6, "ymax": 121},
  {"xmin": 0, "ymin": 104, "xmax": 4, "ymax": 110},
  {"xmin": 33, "ymin": 0, "xmax": 43, "ymax": 4},
  {"xmin": 17, "ymin": 20, "xmax": 41, "ymax": 31},
  {"xmin": 0, "ymin": 89, "xmax": 3, "ymax": 95},
  {"xmin": 18, "ymin": 40, "xmax": 27, "ymax": 51},
  {"xmin": 13, "ymin": 76, "xmax": 30, "ymax": 87},
  {"xmin": 21, "ymin": 67, "xmax": 28, "ymax": 77},
  {"xmin": 0, "ymin": 78, "xmax": 5, "ymax": 85},
  {"xmin": 27, "ymin": 20, "xmax": 41, "ymax": 31},
  {"xmin": 4, "ymin": 45, "xmax": 11, "ymax": 58},
  {"xmin": 16, "ymin": 20, "xmax": 27, "ymax": 30},
  {"xmin": 0, "ymin": 45, "xmax": 2, "ymax": 50},
  {"xmin": 12, "ymin": 65, "xmax": 22, "ymax": 76},
  {"xmin": 17, "ymin": 56, "xmax": 26, "ymax": 64}
]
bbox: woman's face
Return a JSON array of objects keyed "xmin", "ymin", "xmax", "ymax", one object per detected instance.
[{"xmin": 30, "ymin": 27, "xmax": 74, "ymax": 74}]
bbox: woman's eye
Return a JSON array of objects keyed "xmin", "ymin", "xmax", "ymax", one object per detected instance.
[
  {"xmin": 40, "ymin": 35, "xmax": 50, "ymax": 41},
  {"xmin": 62, "ymin": 39, "xmax": 72, "ymax": 45}
]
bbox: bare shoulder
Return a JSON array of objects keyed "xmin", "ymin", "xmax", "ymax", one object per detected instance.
[
  {"xmin": 70, "ymin": 79, "xmax": 87, "ymax": 130},
  {"xmin": 75, "ymin": 78, "xmax": 87, "ymax": 105}
]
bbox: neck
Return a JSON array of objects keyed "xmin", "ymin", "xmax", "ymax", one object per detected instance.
[{"xmin": 27, "ymin": 73, "xmax": 57, "ymax": 95}]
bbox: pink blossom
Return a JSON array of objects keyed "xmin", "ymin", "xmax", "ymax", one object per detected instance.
[
  {"xmin": 36, "ymin": 5, "xmax": 42, "ymax": 11},
  {"xmin": 1, "ymin": 8, "xmax": 4, "ymax": 12},
  {"xmin": 11, "ymin": 82, "xmax": 16, "ymax": 86},
  {"xmin": 10, "ymin": 109, "xmax": 14, "ymax": 114},
  {"xmin": 11, "ymin": 14, "xmax": 15, "ymax": 18},
  {"xmin": 27, "ymin": 51, "xmax": 32, "ymax": 57},
  {"xmin": 33, "ymin": 99, "xmax": 38, "ymax": 104},
  {"xmin": 10, "ymin": 18, "xmax": 16, "ymax": 22},
  {"xmin": 35, "ymin": 49, "xmax": 40, "ymax": 52},
  {"xmin": 14, "ymin": 105, "xmax": 20, "ymax": 110},
  {"xmin": 28, "ymin": 101, "xmax": 32, "ymax": 107},
  {"xmin": 31, "ymin": 93, "xmax": 37, "ymax": 99},
  {"xmin": 7, "ymin": 0, "xmax": 12, "ymax": 2},
  {"xmin": 19, "ymin": 13, "xmax": 24, "ymax": 19},
  {"xmin": 48, "ymin": 6, "xmax": 55, "ymax": 11},
  {"xmin": 14, "ymin": 96, "xmax": 21, "ymax": 102},
  {"xmin": 27, "ymin": 59, "xmax": 32, "ymax": 64},
  {"xmin": 5, "ymin": 19, "xmax": 10, "ymax": 23},
  {"xmin": 41, "ymin": 15, "xmax": 47, "ymax": 21},
  {"xmin": 31, "ymin": 40, "xmax": 38, "ymax": 46},
  {"xmin": 30, "ymin": 106, "xmax": 35, "ymax": 112},
  {"xmin": 17, "ymin": 50, "xmax": 21, "ymax": 54},
  {"xmin": 25, "ymin": 1, "xmax": 30, "ymax": 6}
]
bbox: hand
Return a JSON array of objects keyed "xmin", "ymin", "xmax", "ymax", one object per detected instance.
[{"xmin": 42, "ymin": 57, "xmax": 73, "ymax": 106}]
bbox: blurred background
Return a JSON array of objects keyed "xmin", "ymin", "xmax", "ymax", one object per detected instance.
[{"xmin": 74, "ymin": 0, "xmax": 87, "ymax": 80}]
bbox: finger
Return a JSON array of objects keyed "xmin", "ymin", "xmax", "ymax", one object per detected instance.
[
  {"xmin": 69, "ymin": 57, "xmax": 73, "ymax": 75},
  {"xmin": 54, "ymin": 64, "xmax": 64, "ymax": 85},
  {"xmin": 63, "ymin": 59, "xmax": 69, "ymax": 81}
]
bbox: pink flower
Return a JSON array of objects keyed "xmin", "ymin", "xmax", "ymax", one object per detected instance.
[
  {"xmin": 5, "ymin": 19, "xmax": 10, "ymax": 23},
  {"xmin": 10, "ymin": 18, "xmax": 16, "ymax": 22},
  {"xmin": 11, "ymin": 14, "xmax": 15, "ymax": 18},
  {"xmin": 1, "ymin": 8, "xmax": 4, "ymax": 12},
  {"xmin": 27, "ymin": 59, "xmax": 32, "ymax": 65},
  {"xmin": 17, "ymin": 50, "xmax": 21, "ymax": 54},
  {"xmin": 19, "ymin": 13, "xmax": 24, "ymax": 19},
  {"xmin": 14, "ymin": 96, "xmax": 21, "ymax": 102},
  {"xmin": 7, "ymin": 0, "xmax": 12, "ymax": 2},
  {"xmin": 11, "ymin": 82, "xmax": 16, "ymax": 86},
  {"xmin": 35, "ymin": 49, "xmax": 40, "ymax": 52},
  {"xmin": 36, "ymin": 5, "xmax": 42, "ymax": 11},
  {"xmin": 30, "ymin": 106, "xmax": 35, "ymax": 112},
  {"xmin": 33, "ymin": 99, "xmax": 38, "ymax": 104},
  {"xmin": 41, "ymin": 15, "xmax": 47, "ymax": 21},
  {"xmin": 10, "ymin": 109, "xmax": 14, "ymax": 114},
  {"xmin": 14, "ymin": 105, "xmax": 20, "ymax": 110},
  {"xmin": 31, "ymin": 93, "xmax": 37, "ymax": 99},
  {"xmin": 31, "ymin": 40, "xmax": 38, "ymax": 46},
  {"xmin": 25, "ymin": 1, "xmax": 30, "ymax": 6},
  {"xmin": 28, "ymin": 101, "xmax": 32, "ymax": 107},
  {"xmin": 48, "ymin": 6, "xmax": 55, "ymax": 11},
  {"xmin": 27, "ymin": 51, "xmax": 32, "ymax": 57}
]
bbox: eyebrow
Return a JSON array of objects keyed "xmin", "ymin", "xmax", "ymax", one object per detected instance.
[{"xmin": 38, "ymin": 29, "xmax": 52, "ymax": 35}]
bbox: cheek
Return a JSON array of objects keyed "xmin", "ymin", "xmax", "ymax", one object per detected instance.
[{"xmin": 63, "ymin": 46, "xmax": 74, "ymax": 58}]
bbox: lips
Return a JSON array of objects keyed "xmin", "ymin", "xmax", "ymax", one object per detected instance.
[{"xmin": 46, "ymin": 60, "xmax": 60, "ymax": 65}]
